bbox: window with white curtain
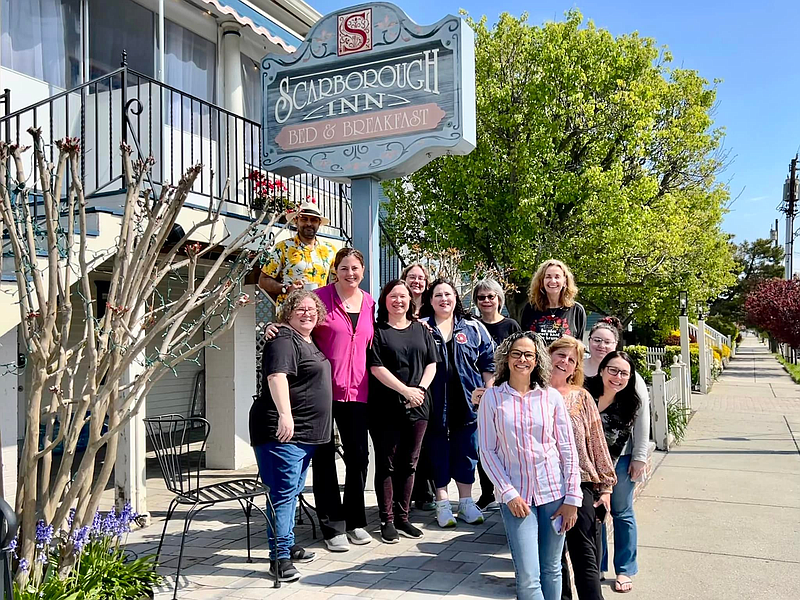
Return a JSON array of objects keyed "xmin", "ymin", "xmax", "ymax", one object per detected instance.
[
  {"xmin": 89, "ymin": 0, "xmax": 155, "ymax": 79},
  {"xmin": 1, "ymin": 0, "xmax": 82, "ymax": 88},
  {"xmin": 165, "ymin": 20, "xmax": 216, "ymax": 103}
]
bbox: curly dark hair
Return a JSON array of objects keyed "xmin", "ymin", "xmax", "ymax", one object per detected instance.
[
  {"xmin": 585, "ymin": 351, "xmax": 641, "ymax": 428},
  {"xmin": 376, "ymin": 279, "xmax": 416, "ymax": 323},
  {"xmin": 494, "ymin": 331, "xmax": 551, "ymax": 389},
  {"xmin": 419, "ymin": 278, "xmax": 473, "ymax": 321}
]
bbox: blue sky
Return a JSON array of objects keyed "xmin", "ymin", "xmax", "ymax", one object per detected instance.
[{"xmin": 310, "ymin": 0, "xmax": 800, "ymax": 248}]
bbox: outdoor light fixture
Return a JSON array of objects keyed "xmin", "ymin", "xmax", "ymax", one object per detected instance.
[
  {"xmin": 679, "ymin": 291, "xmax": 688, "ymax": 316},
  {"xmin": 697, "ymin": 302, "xmax": 706, "ymax": 320}
]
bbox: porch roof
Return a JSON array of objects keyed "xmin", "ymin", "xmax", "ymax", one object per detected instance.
[{"xmin": 198, "ymin": 0, "xmax": 303, "ymax": 51}]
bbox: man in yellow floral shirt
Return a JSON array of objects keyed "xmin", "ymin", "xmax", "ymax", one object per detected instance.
[{"xmin": 258, "ymin": 198, "xmax": 337, "ymax": 304}]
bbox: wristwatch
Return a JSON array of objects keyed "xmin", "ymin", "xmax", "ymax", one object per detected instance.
[
  {"xmin": 281, "ymin": 285, "xmax": 288, "ymax": 295},
  {"xmin": 416, "ymin": 385, "xmax": 427, "ymax": 393}
]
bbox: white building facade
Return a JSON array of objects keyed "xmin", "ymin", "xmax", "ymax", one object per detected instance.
[{"xmin": 0, "ymin": 0, "xmax": 359, "ymax": 512}]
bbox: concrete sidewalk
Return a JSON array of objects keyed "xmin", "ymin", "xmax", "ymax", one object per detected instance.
[{"xmin": 625, "ymin": 334, "xmax": 800, "ymax": 599}]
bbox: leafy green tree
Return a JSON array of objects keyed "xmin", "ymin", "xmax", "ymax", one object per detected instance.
[
  {"xmin": 712, "ymin": 238, "xmax": 784, "ymax": 324},
  {"xmin": 384, "ymin": 11, "xmax": 735, "ymax": 327}
]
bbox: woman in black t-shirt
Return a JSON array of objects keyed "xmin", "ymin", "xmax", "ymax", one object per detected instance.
[
  {"xmin": 368, "ymin": 280, "xmax": 438, "ymax": 543},
  {"xmin": 520, "ymin": 259, "xmax": 586, "ymax": 345},
  {"xmin": 251, "ymin": 290, "xmax": 332, "ymax": 582}
]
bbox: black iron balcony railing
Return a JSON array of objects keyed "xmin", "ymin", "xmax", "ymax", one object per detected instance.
[{"xmin": 0, "ymin": 60, "xmax": 352, "ymax": 241}]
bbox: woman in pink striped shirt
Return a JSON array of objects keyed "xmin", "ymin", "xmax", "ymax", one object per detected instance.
[{"xmin": 478, "ymin": 331, "xmax": 582, "ymax": 600}]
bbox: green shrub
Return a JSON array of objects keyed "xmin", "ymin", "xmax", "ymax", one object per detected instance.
[
  {"xmin": 622, "ymin": 345, "xmax": 652, "ymax": 384},
  {"xmin": 667, "ymin": 400, "xmax": 691, "ymax": 443}
]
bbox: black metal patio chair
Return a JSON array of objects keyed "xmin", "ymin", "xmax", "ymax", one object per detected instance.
[
  {"xmin": 144, "ymin": 415, "xmax": 279, "ymax": 598},
  {"xmin": 1, "ymin": 496, "xmax": 18, "ymax": 600}
]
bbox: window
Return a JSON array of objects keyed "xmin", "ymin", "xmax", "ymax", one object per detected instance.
[
  {"xmin": 241, "ymin": 54, "xmax": 262, "ymax": 122},
  {"xmin": 89, "ymin": 0, "xmax": 155, "ymax": 79},
  {"xmin": 165, "ymin": 20, "xmax": 216, "ymax": 103},
  {"xmin": 1, "ymin": 0, "xmax": 82, "ymax": 88}
]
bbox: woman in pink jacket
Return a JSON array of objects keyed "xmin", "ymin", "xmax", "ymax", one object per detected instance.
[{"xmin": 309, "ymin": 248, "xmax": 376, "ymax": 552}]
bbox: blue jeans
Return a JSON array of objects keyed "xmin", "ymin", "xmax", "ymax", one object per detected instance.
[
  {"xmin": 601, "ymin": 454, "xmax": 639, "ymax": 576},
  {"xmin": 253, "ymin": 441, "xmax": 316, "ymax": 561},
  {"xmin": 501, "ymin": 498, "xmax": 566, "ymax": 600}
]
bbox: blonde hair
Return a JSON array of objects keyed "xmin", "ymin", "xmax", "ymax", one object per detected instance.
[
  {"xmin": 548, "ymin": 335, "xmax": 586, "ymax": 388},
  {"xmin": 528, "ymin": 259, "xmax": 579, "ymax": 310}
]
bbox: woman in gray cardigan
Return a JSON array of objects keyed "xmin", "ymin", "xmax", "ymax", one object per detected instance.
[{"xmin": 583, "ymin": 318, "xmax": 650, "ymax": 594}]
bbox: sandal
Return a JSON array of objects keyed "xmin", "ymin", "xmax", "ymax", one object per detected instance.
[{"xmin": 614, "ymin": 576, "xmax": 633, "ymax": 593}]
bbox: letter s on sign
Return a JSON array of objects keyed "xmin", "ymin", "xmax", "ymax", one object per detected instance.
[{"xmin": 343, "ymin": 13, "xmax": 368, "ymax": 52}]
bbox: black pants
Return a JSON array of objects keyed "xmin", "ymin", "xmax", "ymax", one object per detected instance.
[
  {"xmin": 370, "ymin": 418, "xmax": 428, "ymax": 523},
  {"xmin": 312, "ymin": 401, "xmax": 369, "ymax": 539},
  {"xmin": 561, "ymin": 484, "xmax": 604, "ymax": 600},
  {"xmin": 411, "ymin": 435, "xmax": 435, "ymax": 504}
]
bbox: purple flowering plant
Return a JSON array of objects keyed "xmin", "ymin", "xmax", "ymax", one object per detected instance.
[{"xmin": 13, "ymin": 503, "xmax": 160, "ymax": 600}]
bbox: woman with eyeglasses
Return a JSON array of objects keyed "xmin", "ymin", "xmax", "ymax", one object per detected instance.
[
  {"xmin": 479, "ymin": 331, "xmax": 582, "ymax": 600},
  {"xmin": 420, "ymin": 278, "xmax": 495, "ymax": 528},
  {"xmin": 548, "ymin": 336, "xmax": 616, "ymax": 600},
  {"xmin": 584, "ymin": 349, "xmax": 647, "ymax": 594},
  {"xmin": 251, "ymin": 290, "xmax": 332, "ymax": 582},
  {"xmin": 471, "ymin": 278, "xmax": 521, "ymax": 510},
  {"xmin": 402, "ymin": 263, "xmax": 430, "ymax": 318},
  {"xmin": 520, "ymin": 260, "xmax": 586, "ymax": 346}
]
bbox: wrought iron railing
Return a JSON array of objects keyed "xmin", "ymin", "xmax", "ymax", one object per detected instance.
[{"xmin": 0, "ymin": 59, "xmax": 352, "ymax": 240}]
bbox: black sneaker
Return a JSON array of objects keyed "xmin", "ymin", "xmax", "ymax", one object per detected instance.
[
  {"xmin": 269, "ymin": 558, "xmax": 301, "ymax": 582},
  {"xmin": 396, "ymin": 520, "xmax": 424, "ymax": 539},
  {"xmin": 289, "ymin": 545, "xmax": 317, "ymax": 564},
  {"xmin": 476, "ymin": 495, "xmax": 498, "ymax": 511},
  {"xmin": 380, "ymin": 521, "xmax": 400, "ymax": 544}
]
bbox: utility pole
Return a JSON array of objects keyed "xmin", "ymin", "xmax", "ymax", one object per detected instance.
[
  {"xmin": 770, "ymin": 218, "xmax": 779, "ymax": 247},
  {"xmin": 781, "ymin": 157, "xmax": 798, "ymax": 280}
]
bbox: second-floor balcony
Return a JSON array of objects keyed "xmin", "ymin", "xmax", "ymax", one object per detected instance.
[{"xmin": 0, "ymin": 62, "xmax": 353, "ymax": 242}]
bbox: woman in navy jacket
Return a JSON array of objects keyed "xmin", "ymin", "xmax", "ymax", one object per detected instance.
[{"xmin": 420, "ymin": 279, "xmax": 495, "ymax": 528}]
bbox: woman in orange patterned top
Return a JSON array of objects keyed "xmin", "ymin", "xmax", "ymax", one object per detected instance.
[{"xmin": 548, "ymin": 336, "xmax": 616, "ymax": 600}]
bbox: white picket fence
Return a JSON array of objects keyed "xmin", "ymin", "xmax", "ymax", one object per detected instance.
[
  {"xmin": 645, "ymin": 347, "xmax": 665, "ymax": 369},
  {"xmin": 650, "ymin": 356, "xmax": 692, "ymax": 451}
]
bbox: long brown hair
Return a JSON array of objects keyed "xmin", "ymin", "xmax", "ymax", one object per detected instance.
[{"xmin": 528, "ymin": 259, "xmax": 579, "ymax": 311}]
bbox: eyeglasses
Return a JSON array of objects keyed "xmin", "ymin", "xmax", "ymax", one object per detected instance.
[
  {"xmin": 604, "ymin": 366, "xmax": 631, "ymax": 379},
  {"xmin": 294, "ymin": 307, "xmax": 318, "ymax": 315},
  {"xmin": 477, "ymin": 294, "xmax": 497, "ymax": 301},
  {"xmin": 406, "ymin": 275, "xmax": 426, "ymax": 282},
  {"xmin": 590, "ymin": 337, "xmax": 616, "ymax": 347},
  {"xmin": 509, "ymin": 350, "xmax": 537, "ymax": 361}
]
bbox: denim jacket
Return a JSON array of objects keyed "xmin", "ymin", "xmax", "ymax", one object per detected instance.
[{"xmin": 421, "ymin": 316, "xmax": 496, "ymax": 430}]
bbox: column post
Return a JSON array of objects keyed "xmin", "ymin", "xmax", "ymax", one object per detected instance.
[{"xmin": 205, "ymin": 285, "xmax": 257, "ymax": 469}]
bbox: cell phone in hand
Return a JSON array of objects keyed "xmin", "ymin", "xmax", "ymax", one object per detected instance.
[
  {"xmin": 551, "ymin": 515, "xmax": 564, "ymax": 535},
  {"xmin": 594, "ymin": 504, "xmax": 607, "ymax": 523}
]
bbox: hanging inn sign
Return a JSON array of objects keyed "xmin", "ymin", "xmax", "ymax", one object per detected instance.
[{"xmin": 260, "ymin": 2, "xmax": 476, "ymax": 180}]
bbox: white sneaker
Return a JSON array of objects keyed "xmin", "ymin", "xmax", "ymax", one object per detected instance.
[
  {"xmin": 457, "ymin": 498, "xmax": 485, "ymax": 524},
  {"xmin": 436, "ymin": 500, "xmax": 457, "ymax": 528},
  {"xmin": 323, "ymin": 534, "xmax": 350, "ymax": 552},
  {"xmin": 346, "ymin": 528, "xmax": 372, "ymax": 545}
]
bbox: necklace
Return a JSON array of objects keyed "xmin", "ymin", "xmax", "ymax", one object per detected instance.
[{"xmin": 337, "ymin": 288, "xmax": 360, "ymax": 311}]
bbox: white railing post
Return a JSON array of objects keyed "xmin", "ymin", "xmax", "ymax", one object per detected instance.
[
  {"xmin": 730, "ymin": 335, "xmax": 737, "ymax": 358},
  {"xmin": 680, "ymin": 314, "xmax": 691, "ymax": 386},
  {"xmin": 697, "ymin": 317, "xmax": 709, "ymax": 394},
  {"xmin": 651, "ymin": 360, "xmax": 669, "ymax": 451},
  {"xmin": 670, "ymin": 355, "xmax": 683, "ymax": 409},
  {"xmin": 679, "ymin": 353, "xmax": 692, "ymax": 412}
]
